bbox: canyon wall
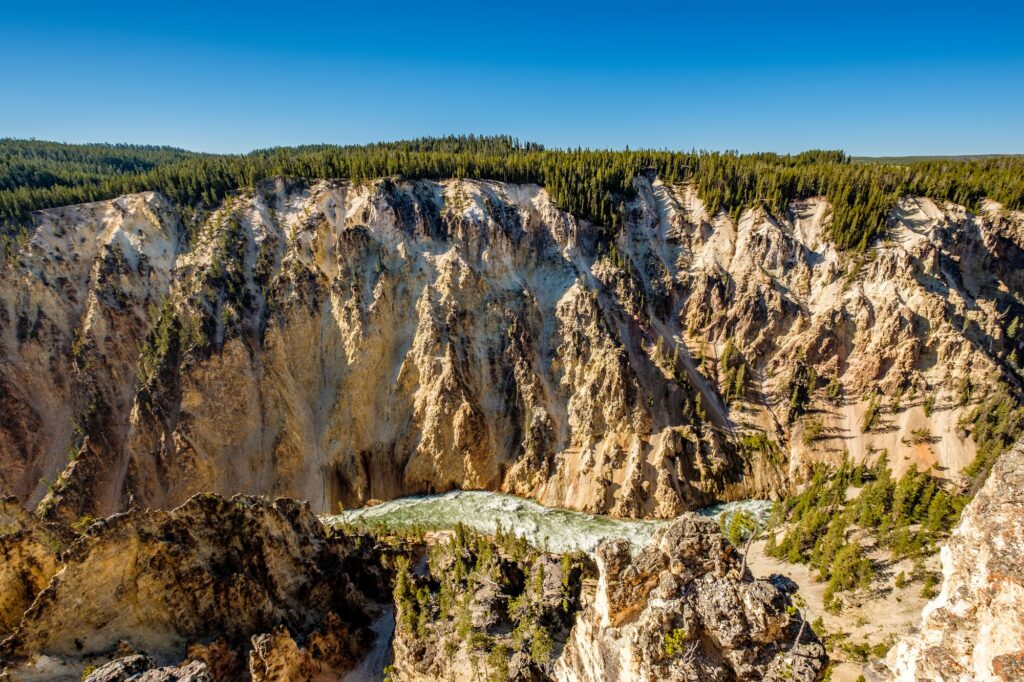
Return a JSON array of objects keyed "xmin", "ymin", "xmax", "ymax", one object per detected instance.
[
  {"xmin": 0, "ymin": 178, "xmax": 1019, "ymax": 519},
  {"xmin": 0, "ymin": 494, "xmax": 387, "ymax": 681}
]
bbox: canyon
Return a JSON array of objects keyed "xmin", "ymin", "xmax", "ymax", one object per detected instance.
[
  {"xmin": 0, "ymin": 170, "xmax": 1022, "ymax": 680},
  {"xmin": 2, "ymin": 177, "xmax": 1019, "ymax": 524}
]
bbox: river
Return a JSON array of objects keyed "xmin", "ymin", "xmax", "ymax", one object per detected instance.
[{"xmin": 324, "ymin": 491, "xmax": 772, "ymax": 555}]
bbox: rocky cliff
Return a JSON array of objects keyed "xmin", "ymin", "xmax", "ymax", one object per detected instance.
[
  {"xmin": 553, "ymin": 514, "xmax": 826, "ymax": 682},
  {"xmin": 1, "ymin": 178, "xmax": 1020, "ymax": 520},
  {"xmin": 376, "ymin": 512, "xmax": 825, "ymax": 681},
  {"xmin": 0, "ymin": 497, "xmax": 72, "ymax": 635},
  {"xmin": 0, "ymin": 494, "xmax": 388, "ymax": 681},
  {"xmin": 874, "ymin": 440, "xmax": 1024, "ymax": 681}
]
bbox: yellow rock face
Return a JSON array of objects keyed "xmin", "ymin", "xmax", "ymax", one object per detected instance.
[{"xmin": 0, "ymin": 179, "xmax": 1019, "ymax": 520}]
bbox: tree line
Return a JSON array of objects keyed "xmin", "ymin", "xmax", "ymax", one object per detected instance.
[{"xmin": 3, "ymin": 135, "xmax": 1023, "ymax": 251}]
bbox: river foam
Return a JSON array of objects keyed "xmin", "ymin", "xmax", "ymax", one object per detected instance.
[{"xmin": 324, "ymin": 491, "xmax": 772, "ymax": 555}]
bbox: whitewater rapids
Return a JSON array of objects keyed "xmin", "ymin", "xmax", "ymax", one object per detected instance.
[{"xmin": 324, "ymin": 490, "xmax": 772, "ymax": 554}]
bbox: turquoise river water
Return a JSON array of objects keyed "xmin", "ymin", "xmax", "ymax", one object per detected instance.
[{"xmin": 325, "ymin": 491, "xmax": 772, "ymax": 554}]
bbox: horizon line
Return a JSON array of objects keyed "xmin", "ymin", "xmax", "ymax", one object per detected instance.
[{"xmin": 5, "ymin": 136, "xmax": 1024, "ymax": 160}]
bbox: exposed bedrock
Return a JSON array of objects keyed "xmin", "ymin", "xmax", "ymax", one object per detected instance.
[
  {"xmin": 553, "ymin": 514, "xmax": 827, "ymax": 682},
  {"xmin": 0, "ymin": 178, "xmax": 1019, "ymax": 519},
  {"xmin": 0, "ymin": 494, "xmax": 386, "ymax": 681}
]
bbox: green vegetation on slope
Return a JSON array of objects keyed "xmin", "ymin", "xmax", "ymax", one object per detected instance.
[
  {"xmin": 962, "ymin": 387, "xmax": 1024, "ymax": 486},
  {"xmin": 392, "ymin": 522, "xmax": 587, "ymax": 680},
  {"xmin": 4, "ymin": 136, "xmax": 1024, "ymax": 254},
  {"xmin": 766, "ymin": 455, "xmax": 969, "ymax": 611}
]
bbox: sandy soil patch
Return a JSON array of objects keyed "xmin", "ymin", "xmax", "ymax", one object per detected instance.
[{"xmin": 746, "ymin": 538, "xmax": 939, "ymax": 677}]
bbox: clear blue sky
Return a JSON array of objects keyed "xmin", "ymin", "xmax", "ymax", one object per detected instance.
[{"xmin": 2, "ymin": 0, "xmax": 1022, "ymax": 155}]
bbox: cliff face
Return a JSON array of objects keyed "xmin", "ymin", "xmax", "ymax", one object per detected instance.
[
  {"xmin": 0, "ymin": 178, "xmax": 1020, "ymax": 519},
  {"xmin": 876, "ymin": 441, "xmax": 1024, "ymax": 682},
  {"xmin": 553, "ymin": 515, "xmax": 826, "ymax": 682},
  {"xmin": 0, "ymin": 495, "xmax": 386, "ymax": 681},
  {"xmin": 0, "ymin": 193, "xmax": 182, "ymax": 513},
  {"xmin": 0, "ymin": 497, "xmax": 71, "ymax": 634}
]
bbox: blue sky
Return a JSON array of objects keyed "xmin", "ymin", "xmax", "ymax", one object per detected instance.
[{"xmin": 2, "ymin": 0, "xmax": 1022, "ymax": 155}]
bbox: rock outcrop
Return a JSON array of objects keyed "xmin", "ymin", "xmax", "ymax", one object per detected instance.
[
  {"xmin": 554, "ymin": 513, "xmax": 826, "ymax": 681},
  {"xmin": 0, "ymin": 494, "xmax": 384, "ymax": 681},
  {"xmin": 83, "ymin": 655, "xmax": 214, "ymax": 682},
  {"xmin": 874, "ymin": 440, "xmax": 1024, "ymax": 682},
  {"xmin": 385, "ymin": 524, "xmax": 582, "ymax": 681},
  {"xmin": 0, "ymin": 496, "xmax": 71, "ymax": 635},
  {"xmin": 0, "ymin": 178, "xmax": 1020, "ymax": 520}
]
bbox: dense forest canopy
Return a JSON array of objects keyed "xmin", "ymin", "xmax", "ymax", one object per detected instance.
[{"xmin": 2, "ymin": 135, "xmax": 1023, "ymax": 251}]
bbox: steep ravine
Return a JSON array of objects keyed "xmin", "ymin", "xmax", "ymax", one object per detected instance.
[{"xmin": 0, "ymin": 177, "xmax": 1020, "ymax": 521}]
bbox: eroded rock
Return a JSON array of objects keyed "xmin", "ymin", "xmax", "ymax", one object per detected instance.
[
  {"xmin": 3, "ymin": 180, "xmax": 1017, "ymax": 522},
  {"xmin": 555, "ymin": 513, "xmax": 827, "ymax": 682},
  {"xmin": 0, "ymin": 494, "xmax": 380, "ymax": 680},
  {"xmin": 0, "ymin": 496, "xmax": 71, "ymax": 635}
]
